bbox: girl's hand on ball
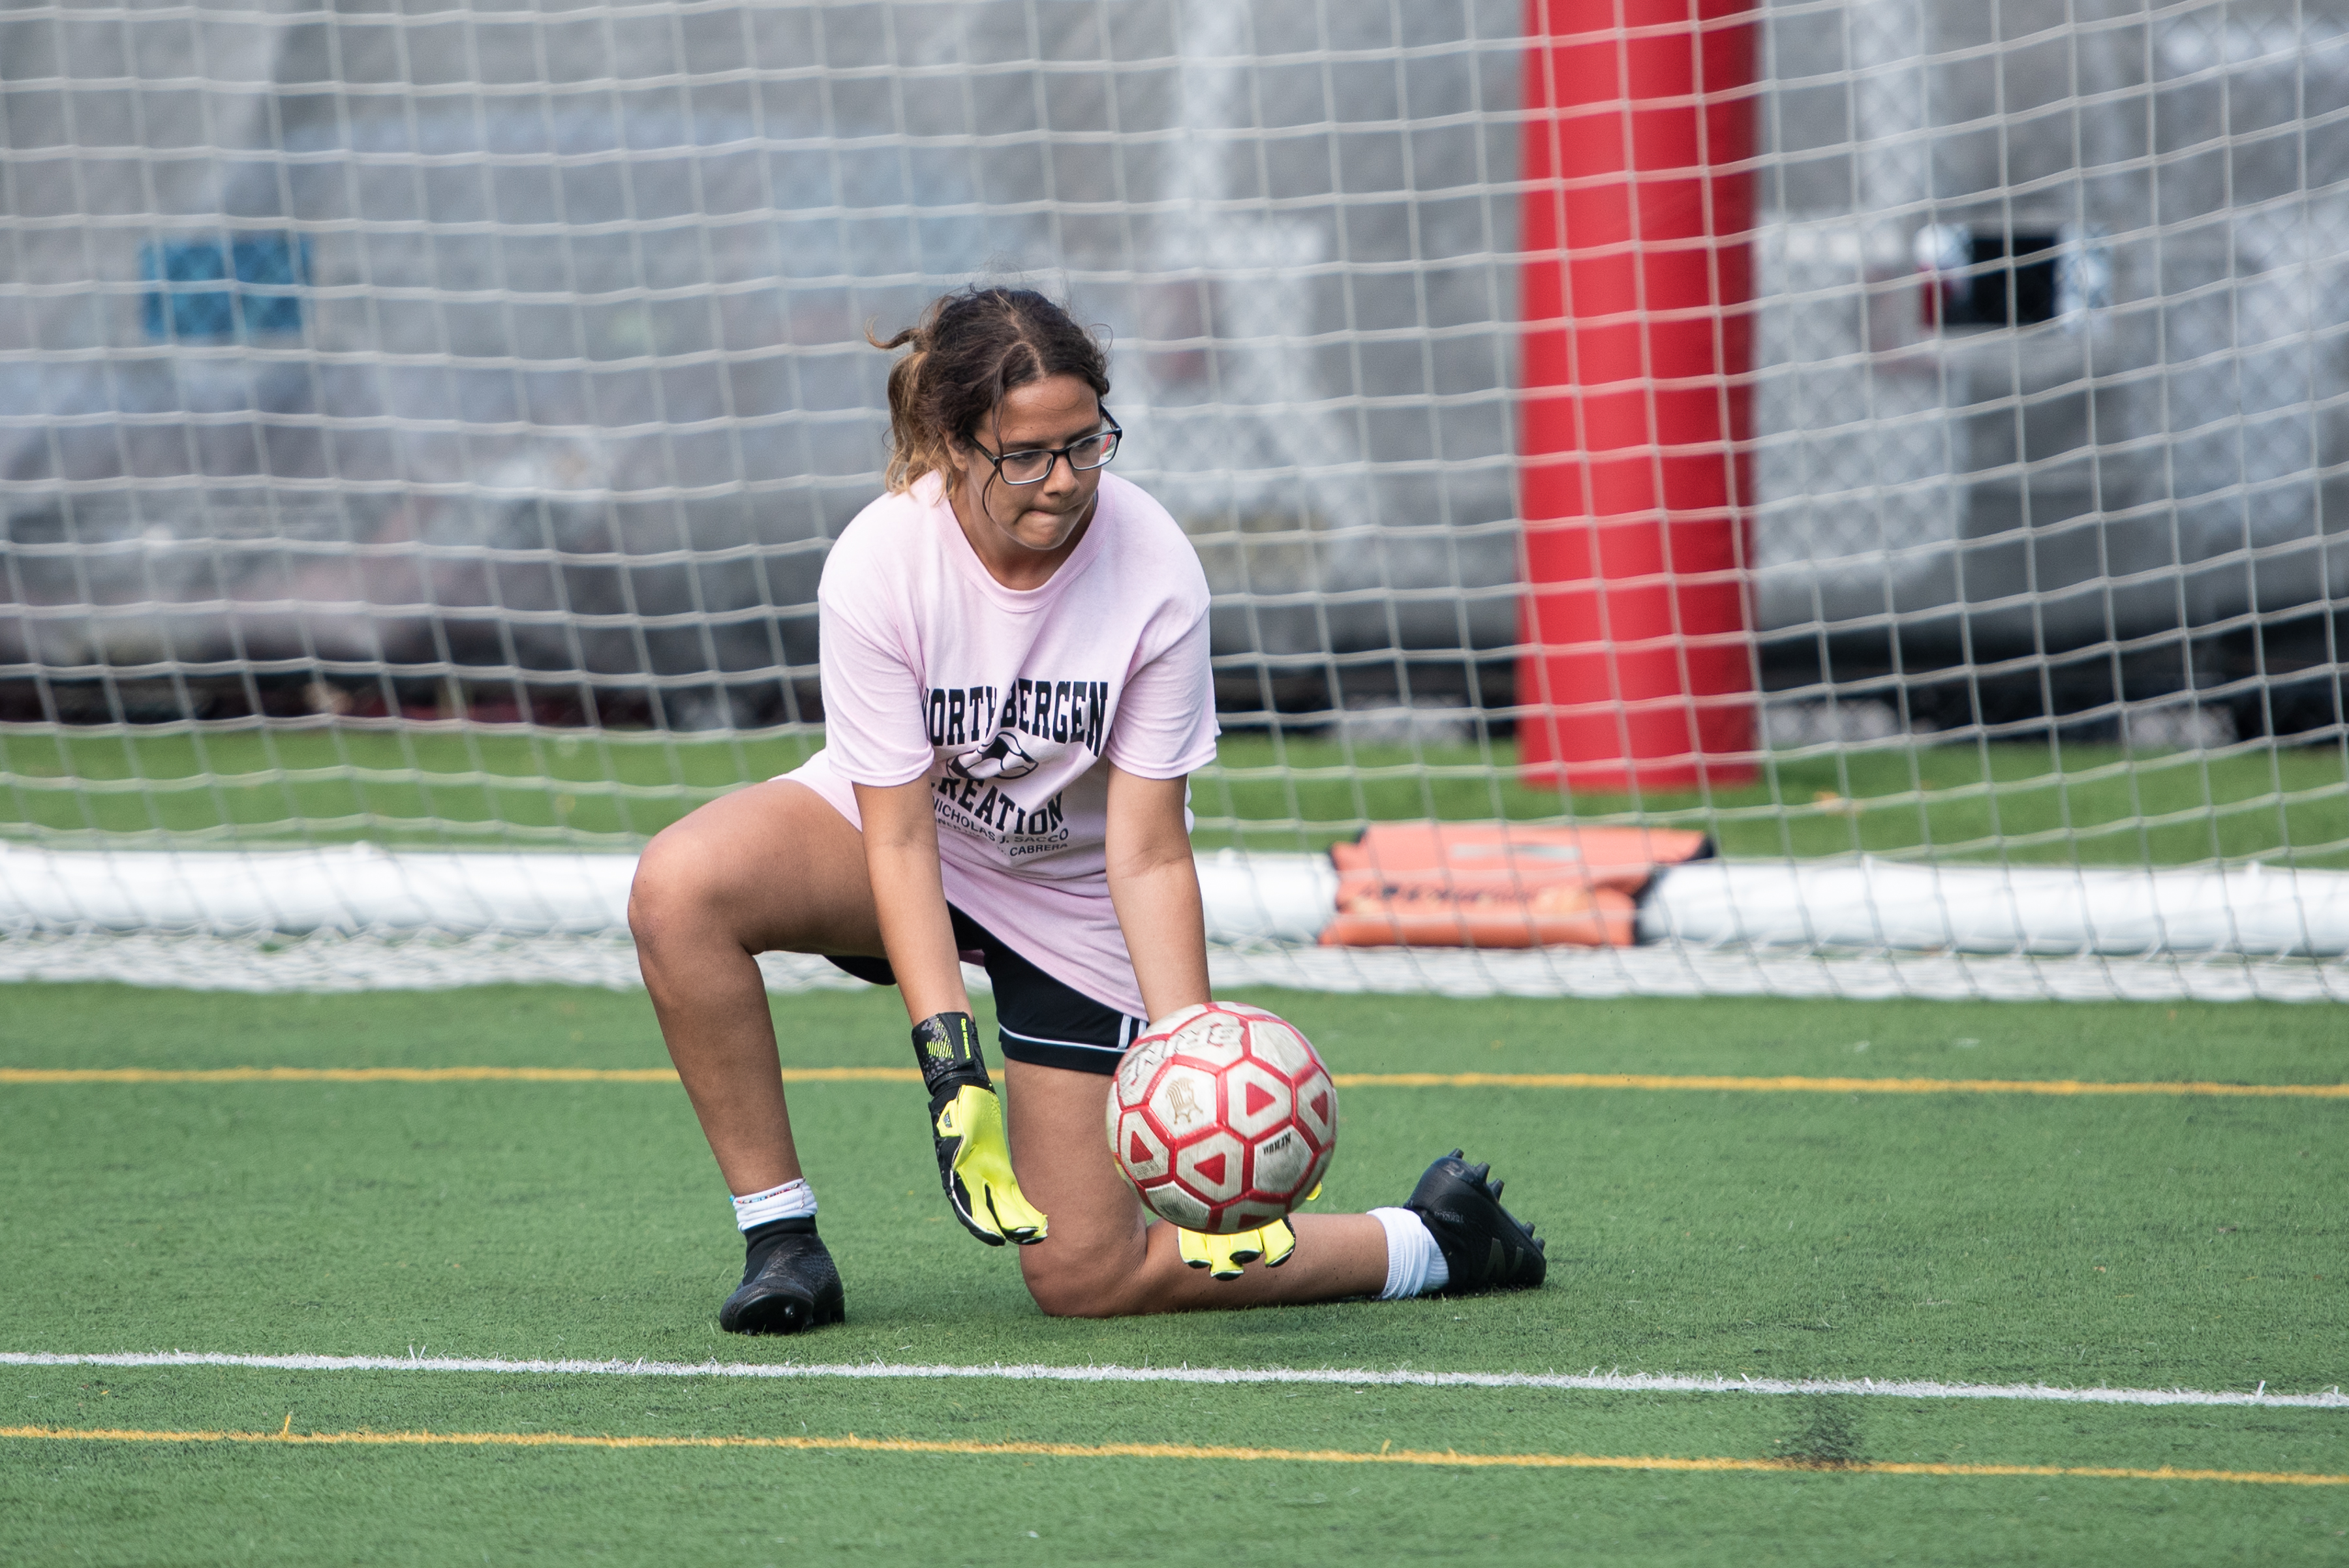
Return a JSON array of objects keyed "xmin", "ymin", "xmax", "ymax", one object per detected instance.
[{"xmin": 1176, "ymin": 1220, "xmax": 1297, "ymax": 1279}]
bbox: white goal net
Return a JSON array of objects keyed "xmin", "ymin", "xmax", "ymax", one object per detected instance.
[{"xmin": 1, "ymin": 0, "xmax": 2345, "ymax": 1001}]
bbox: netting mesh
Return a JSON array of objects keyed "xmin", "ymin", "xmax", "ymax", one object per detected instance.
[{"xmin": 1, "ymin": 0, "xmax": 2345, "ymax": 998}]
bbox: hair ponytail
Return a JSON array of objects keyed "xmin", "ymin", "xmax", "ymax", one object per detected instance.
[
  {"xmin": 870, "ymin": 319, "xmax": 947, "ymax": 493},
  {"xmin": 867, "ymin": 287, "xmax": 1111, "ymax": 494}
]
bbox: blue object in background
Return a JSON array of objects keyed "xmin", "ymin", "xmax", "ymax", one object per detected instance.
[{"xmin": 140, "ymin": 234, "xmax": 310, "ymax": 339}]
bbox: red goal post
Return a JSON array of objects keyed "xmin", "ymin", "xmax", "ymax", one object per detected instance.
[{"xmin": 1516, "ymin": 0, "xmax": 1760, "ymax": 792}]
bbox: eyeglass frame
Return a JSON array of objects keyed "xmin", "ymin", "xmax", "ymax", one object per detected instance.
[{"xmin": 964, "ymin": 414, "xmax": 1123, "ymax": 486}]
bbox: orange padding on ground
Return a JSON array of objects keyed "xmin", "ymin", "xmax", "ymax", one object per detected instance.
[{"xmin": 1321, "ymin": 823, "xmax": 1711, "ymax": 950}]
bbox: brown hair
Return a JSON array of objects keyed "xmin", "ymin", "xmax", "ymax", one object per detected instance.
[{"xmin": 867, "ymin": 286, "xmax": 1111, "ymax": 493}]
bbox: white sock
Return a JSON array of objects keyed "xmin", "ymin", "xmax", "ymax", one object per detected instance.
[
  {"xmin": 731, "ymin": 1178, "xmax": 816, "ymax": 1230},
  {"xmin": 1370, "ymin": 1207, "xmax": 1451, "ymax": 1299}
]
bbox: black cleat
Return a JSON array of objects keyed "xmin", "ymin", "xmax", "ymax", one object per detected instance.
[
  {"xmin": 718, "ymin": 1217, "xmax": 845, "ymax": 1334},
  {"xmin": 1405, "ymin": 1150, "xmax": 1546, "ymax": 1295}
]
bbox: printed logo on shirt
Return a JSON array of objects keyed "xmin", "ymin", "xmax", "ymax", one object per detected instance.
[{"xmin": 923, "ymin": 675, "xmax": 1104, "ymax": 855}]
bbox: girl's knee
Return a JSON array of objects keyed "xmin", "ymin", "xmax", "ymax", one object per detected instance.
[
  {"xmin": 1020, "ymin": 1245, "xmax": 1147, "ymax": 1319},
  {"xmin": 626, "ymin": 829, "xmax": 724, "ymax": 945}
]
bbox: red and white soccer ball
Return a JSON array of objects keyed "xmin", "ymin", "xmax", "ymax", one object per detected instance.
[{"xmin": 1106, "ymin": 1001, "xmax": 1338, "ymax": 1235}]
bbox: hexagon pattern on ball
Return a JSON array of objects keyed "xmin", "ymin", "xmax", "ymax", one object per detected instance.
[{"xmin": 1104, "ymin": 1000, "xmax": 1338, "ymax": 1235}]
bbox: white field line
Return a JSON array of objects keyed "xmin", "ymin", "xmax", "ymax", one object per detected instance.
[{"xmin": 3, "ymin": 1351, "xmax": 2341, "ymax": 1410}]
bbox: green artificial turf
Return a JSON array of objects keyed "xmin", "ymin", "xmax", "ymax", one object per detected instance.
[
  {"xmin": 6, "ymin": 724, "xmax": 2345, "ymax": 866},
  {"xmin": 3, "ymin": 983, "xmax": 2344, "ymax": 1564}
]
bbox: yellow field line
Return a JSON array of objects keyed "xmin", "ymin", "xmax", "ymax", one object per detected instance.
[
  {"xmin": 2, "ymin": 1066, "xmax": 2342, "ymax": 1098},
  {"xmin": 1334, "ymin": 1072, "xmax": 2349, "ymax": 1099},
  {"xmin": 2, "ymin": 1425, "xmax": 2341, "ymax": 1485},
  {"xmin": 0, "ymin": 1067, "xmax": 906, "ymax": 1085}
]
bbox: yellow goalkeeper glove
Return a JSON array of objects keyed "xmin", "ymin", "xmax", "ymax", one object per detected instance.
[
  {"xmin": 1174, "ymin": 1186, "xmax": 1317, "ymax": 1279},
  {"xmin": 1176, "ymin": 1218, "xmax": 1297, "ymax": 1280},
  {"xmin": 914, "ymin": 1013, "xmax": 1047, "ymax": 1246}
]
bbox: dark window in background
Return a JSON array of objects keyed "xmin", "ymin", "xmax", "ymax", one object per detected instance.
[{"xmin": 1920, "ymin": 229, "xmax": 2061, "ymax": 329}]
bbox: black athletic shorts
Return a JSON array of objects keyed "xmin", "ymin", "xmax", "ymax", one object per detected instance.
[{"xmin": 822, "ymin": 904, "xmax": 1143, "ymax": 1076}]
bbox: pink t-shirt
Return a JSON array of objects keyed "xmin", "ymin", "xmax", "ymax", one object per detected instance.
[{"xmin": 784, "ymin": 471, "xmax": 1220, "ymax": 1017}]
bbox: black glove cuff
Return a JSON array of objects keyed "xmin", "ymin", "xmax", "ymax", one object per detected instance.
[{"xmin": 912, "ymin": 1011, "xmax": 990, "ymax": 1097}]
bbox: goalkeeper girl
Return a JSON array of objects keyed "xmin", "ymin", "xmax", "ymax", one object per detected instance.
[{"xmin": 627, "ymin": 285, "xmax": 1545, "ymax": 1333}]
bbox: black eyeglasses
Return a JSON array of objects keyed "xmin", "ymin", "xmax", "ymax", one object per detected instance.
[{"xmin": 969, "ymin": 416, "xmax": 1122, "ymax": 485}]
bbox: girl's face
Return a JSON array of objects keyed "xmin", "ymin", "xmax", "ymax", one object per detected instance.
[{"xmin": 945, "ymin": 373, "xmax": 1109, "ymax": 573}]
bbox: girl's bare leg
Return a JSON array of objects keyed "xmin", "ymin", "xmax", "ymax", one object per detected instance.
[
  {"xmin": 1003, "ymin": 1058, "xmax": 1389, "ymax": 1316},
  {"xmin": 627, "ymin": 780, "xmax": 885, "ymax": 1194},
  {"xmin": 636, "ymin": 787, "xmax": 1396, "ymax": 1315}
]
